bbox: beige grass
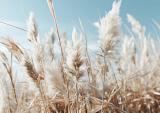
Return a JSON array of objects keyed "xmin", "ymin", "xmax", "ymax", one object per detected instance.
[{"xmin": 0, "ymin": 0, "xmax": 160, "ymax": 113}]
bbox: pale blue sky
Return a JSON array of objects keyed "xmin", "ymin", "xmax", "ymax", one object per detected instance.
[{"xmin": 0, "ymin": 0, "xmax": 160, "ymax": 43}]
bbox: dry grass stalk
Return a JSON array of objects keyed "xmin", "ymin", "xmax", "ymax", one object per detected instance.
[
  {"xmin": 0, "ymin": 21, "xmax": 27, "ymax": 32},
  {"xmin": 47, "ymin": 0, "xmax": 65, "ymax": 60}
]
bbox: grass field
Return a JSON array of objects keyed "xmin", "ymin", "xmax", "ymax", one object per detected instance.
[{"xmin": 0, "ymin": 0, "xmax": 160, "ymax": 113}]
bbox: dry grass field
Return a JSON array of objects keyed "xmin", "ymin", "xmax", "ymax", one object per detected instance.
[{"xmin": 0, "ymin": 0, "xmax": 160, "ymax": 113}]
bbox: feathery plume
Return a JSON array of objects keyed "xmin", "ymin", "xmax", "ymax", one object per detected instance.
[
  {"xmin": 66, "ymin": 28, "xmax": 86, "ymax": 79},
  {"xmin": 121, "ymin": 36, "xmax": 136, "ymax": 73},
  {"xmin": 0, "ymin": 37, "xmax": 24, "ymax": 61},
  {"xmin": 153, "ymin": 20, "xmax": 160, "ymax": 31},
  {"xmin": 150, "ymin": 38, "xmax": 157, "ymax": 57},
  {"xmin": 140, "ymin": 37, "xmax": 149, "ymax": 68},
  {"xmin": 127, "ymin": 14, "xmax": 145, "ymax": 38},
  {"xmin": 24, "ymin": 59, "xmax": 39, "ymax": 83},
  {"xmin": 27, "ymin": 12, "xmax": 39, "ymax": 43},
  {"xmin": 95, "ymin": 0, "xmax": 121, "ymax": 56},
  {"xmin": 45, "ymin": 28, "xmax": 55, "ymax": 62},
  {"xmin": 122, "ymin": 36, "xmax": 136, "ymax": 63},
  {"xmin": 45, "ymin": 61, "xmax": 65, "ymax": 95},
  {"xmin": 61, "ymin": 32, "xmax": 67, "ymax": 54}
]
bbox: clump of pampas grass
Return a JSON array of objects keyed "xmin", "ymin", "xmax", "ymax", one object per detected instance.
[{"xmin": 0, "ymin": 0, "xmax": 160, "ymax": 113}]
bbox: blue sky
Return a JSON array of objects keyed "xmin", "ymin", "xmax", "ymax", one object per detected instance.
[{"xmin": 0, "ymin": 0, "xmax": 160, "ymax": 44}]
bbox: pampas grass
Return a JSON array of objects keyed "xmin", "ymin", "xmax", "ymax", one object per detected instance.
[
  {"xmin": 0, "ymin": 0, "xmax": 160, "ymax": 113},
  {"xmin": 95, "ymin": 0, "xmax": 121, "ymax": 56},
  {"xmin": 27, "ymin": 12, "xmax": 39, "ymax": 43}
]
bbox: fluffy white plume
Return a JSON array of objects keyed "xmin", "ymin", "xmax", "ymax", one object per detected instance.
[
  {"xmin": 27, "ymin": 12, "xmax": 39, "ymax": 43},
  {"xmin": 127, "ymin": 14, "xmax": 145, "ymax": 38},
  {"xmin": 95, "ymin": 0, "xmax": 121, "ymax": 55},
  {"xmin": 121, "ymin": 36, "xmax": 136, "ymax": 73},
  {"xmin": 66, "ymin": 28, "xmax": 86, "ymax": 79},
  {"xmin": 150, "ymin": 38, "xmax": 157, "ymax": 57},
  {"xmin": 46, "ymin": 28, "xmax": 55, "ymax": 44},
  {"xmin": 45, "ymin": 28, "xmax": 55, "ymax": 62},
  {"xmin": 122, "ymin": 36, "xmax": 136, "ymax": 60},
  {"xmin": 45, "ymin": 61, "xmax": 65, "ymax": 96},
  {"xmin": 140, "ymin": 37, "xmax": 149, "ymax": 68}
]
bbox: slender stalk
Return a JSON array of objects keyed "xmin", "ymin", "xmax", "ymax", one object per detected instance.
[
  {"xmin": 37, "ymin": 82, "xmax": 47, "ymax": 113},
  {"xmin": 9, "ymin": 53, "xmax": 18, "ymax": 107},
  {"xmin": 84, "ymin": 35, "xmax": 91, "ymax": 83},
  {"xmin": 79, "ymin": 20, "xmax": 92, "ymax": 83},
  {"xmin": 75, "ymin": 69, "xmax": 80, "ymax": 113},
  {"xmin": 47, "ymin": 0, "xmax": 64, "ymax": 60},
  {"xmin": 0, "ymin": 21, "xmax": 27, "ymax": 32},
  {"xmin": 75, "ymin": 80, "xmax": 79, "ymax": 113},
  {"xmin": 101, "ymin": 55, "xmax": 107, "ymax": 113},
  {"xmin": 108, "ymin": 61, "xmax": 119, "ymax": 89},
  {"xmin": 66, "ymin": 80, "xmax": 70, "ymax": 113}
]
